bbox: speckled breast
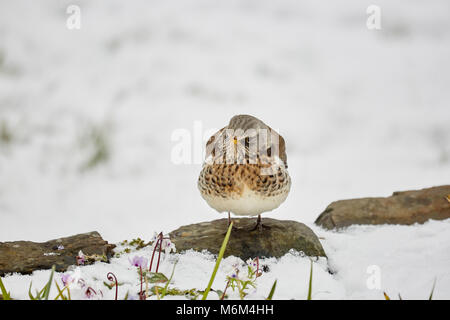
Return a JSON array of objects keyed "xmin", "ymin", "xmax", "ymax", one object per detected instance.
[{"xmin": 197, "ymin": 163, "xmax": 291, "ymax": 216}]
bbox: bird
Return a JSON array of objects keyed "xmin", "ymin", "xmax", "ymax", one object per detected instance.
[{"xmin": 198, "ymin": 114, "xmax": 291, "ymax": 231}]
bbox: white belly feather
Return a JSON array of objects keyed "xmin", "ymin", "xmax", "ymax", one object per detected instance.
[{"xmin": 201, "ymin": 185, "xmax": 289, "ymax": 216}]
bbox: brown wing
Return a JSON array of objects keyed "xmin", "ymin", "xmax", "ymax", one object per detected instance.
[
  {"xmin": 205, "ymin": 126, "xmax": 227, "ymax": 159},
  {"xmin": 267, "ymin": 125, "xmax": 288, "ymax": 168}
]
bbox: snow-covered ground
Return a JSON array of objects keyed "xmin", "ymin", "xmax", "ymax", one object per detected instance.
[
  {"xmin": 0, "ymin": 0, "xmax": 449, "ymax": 299},
  {"xmin": 2, "ymin": 219, "xmax": 450, "ymax": 300}
]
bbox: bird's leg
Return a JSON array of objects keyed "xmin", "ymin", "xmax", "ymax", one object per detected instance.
[
  {"xmin": 250, "ymin": 214, "xmax": 270, "ymax": 231},
  {"xmin": 256, "ymin": 214, "xmax": 261, "ymax": 227},
  {"xmin": 222, "ymin": 212, "xmax": 236, "ymax": 235}
]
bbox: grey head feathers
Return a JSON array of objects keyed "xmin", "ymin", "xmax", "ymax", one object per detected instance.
[
  {"xmin": 228, "ymin": 114, "xmax": 270, "ymax": 132},
  {"xmin": 205, "ymin": 114, "xmax": 288, "ymax": 168}
]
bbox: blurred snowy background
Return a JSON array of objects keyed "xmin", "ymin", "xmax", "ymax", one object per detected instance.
[{"xmin": 0, "ymin": 0, "xmax": 449, "ymax": 243}]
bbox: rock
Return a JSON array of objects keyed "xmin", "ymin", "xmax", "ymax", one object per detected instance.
[
  {"xmin": 169, "ymin": 218, "xmax": 326, "ymax": 260},
  {"xmin": 315, "ymin": 185, "xmax": 450, "ymax": 230},
  {"xmin": 0, "ymin": 231, "xmax": 115, "ymax": 276}
]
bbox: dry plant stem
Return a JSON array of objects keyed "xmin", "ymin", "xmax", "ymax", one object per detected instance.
[
  {"xmin": 149, "ymin": 232, "xmax": 164, "ymax": 273},
  {"xmin": 221, "ymin": 280, "xmax": 230, "ymax": 300},
  {"xmin": 86, "ymin": 287, "xmax": 98, "ymax": 298},
  {"xmin": 255, "ymin": 257, "xmax": 262, "ymax": 277},
  {"xmin": 107, "ymin": 272, "xmax": 118, "ymax": 300},
  {"xmin": 149, "ymin": 239, "xmax": 159, "ymax": 272},
  {"xmin": 139, "ymin": 267, "xmax": 145, "ymax": 300},
  {"xmin": 156, "ymin": 233, "xmax": 163, "ymax": 272},
  {"xmin": 145, "ymin": 274, "xmax": 149, "ymax": 299}
]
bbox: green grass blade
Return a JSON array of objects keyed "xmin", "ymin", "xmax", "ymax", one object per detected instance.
[
  {"xmin": 0, "ymin": 277, "xmax": 11, "ymax": 300},
  {"xmin": 307, "ymin": 260, "xmax": 313, "ymax": 300},
  {"xmin": 37, "ymin": 282, "xmax": 47, "ymax": 297},
  {"xmin": 266, "ymin": 280, "xmax": 277, "ymax": 300},
  {"xmin": 28, "ymin": 282, "xmax": 37, "ymax": 300},
  {"xmin": 54, "ymin": 281, "xmax": 68, "ymax": 300},
  {"xmin": 429, "ymin": 279, "xmax": 436, "ymax": 300},
  {"xmin": 43, "ymin": 265, "xmax": 55, "ymax": 300},
  {"xmin": 161, "ymin": 262, "xmax": 177, "ymax": 299},
  {"xmin": 202, "ymin": 222, "xmax": 233, "ymax": 300}
]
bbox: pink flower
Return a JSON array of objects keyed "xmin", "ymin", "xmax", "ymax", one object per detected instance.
[
  {"xmin": 129, "ymin": 256, "xmax": 148, "ymax": 269},
  {"xmin": 61, "ymin": 273, "xmax": 72, "ymax": 286}
]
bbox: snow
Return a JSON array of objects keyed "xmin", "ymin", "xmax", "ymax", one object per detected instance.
[
  {"xmin": 3, "ymin": 219, "xmax": 449, "ymax": 300},
  {"xmin": 0, "ymin": 0, "xmax": 449, "ymax": 299}
]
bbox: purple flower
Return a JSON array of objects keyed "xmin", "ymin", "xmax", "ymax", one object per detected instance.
[
  {"xmin": 129, "ymin": 256, "xmax": 148, "ymax": 268},
  {"xmin": 61, "ymin": 273, "xmax": 72, "ymax": 286},
  {"xmin": 57, "ymin": 245, "xmax": 64, "ymax": 250}
]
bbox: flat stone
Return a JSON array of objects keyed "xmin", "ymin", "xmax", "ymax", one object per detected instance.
[
  {"xmin": 169, "ymin": 218, "xmax": 326, "ymax": 260},
  {"xmin": 0, "ymin": 231, "xmax": 115, "ymax": 276},
  {"xmin": 315, "ymin": 185, "xmax": 450, "ymax": 230}
]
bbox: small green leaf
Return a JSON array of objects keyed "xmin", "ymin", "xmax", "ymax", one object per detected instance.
[
  {"xmin": 103, "ymin": 281, "xmax": 113, "ymax": 289},
  {"xmin": 146, "ymin": 272, "xmax": 169, "ymax": 284}
]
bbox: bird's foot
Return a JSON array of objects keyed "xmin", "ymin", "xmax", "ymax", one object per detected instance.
[
  {"xmin": 250, "ymin": 223, "xmax": 271, "ymax": 232},
  {"xmin": 250, "ymin": 216, "xmax": 271, "ymax": 232}
]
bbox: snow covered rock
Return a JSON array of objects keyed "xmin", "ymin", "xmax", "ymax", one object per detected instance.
[
  {"xmin": 0, "ymin": 231, "xmax": 115, "ymax": 276},
  {"xmin": 169, "ymin": 218, "xmax": 326, "ymax": 260},
  {"xmin": 315, "ymin": 185, "xmax": 450, "ymax": 230}
]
